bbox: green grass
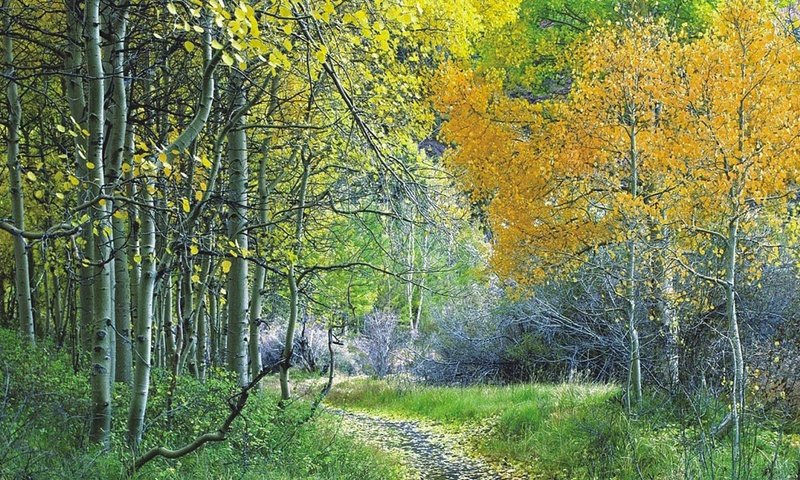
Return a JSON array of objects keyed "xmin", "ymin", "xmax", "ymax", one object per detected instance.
[
  {"xmin": 0, "ymin": 328, "xmax": 405, "ymax": 479},
  {"xmin": 327, "ymin": 377, "xmax": 800, "ymax": 479}
]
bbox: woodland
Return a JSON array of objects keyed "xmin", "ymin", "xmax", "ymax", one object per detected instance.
[{"xmin": 1, "ymin": 0, "xmax": 800, "ymax": 478}]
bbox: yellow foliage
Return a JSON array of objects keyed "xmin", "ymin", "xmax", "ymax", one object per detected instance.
[{"xmin": 436, "ymin": 0, "xmax": 800, "ymax": 286}]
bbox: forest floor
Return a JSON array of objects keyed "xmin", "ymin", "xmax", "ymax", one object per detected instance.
[{"xmin": 327, "ymin": 406, "xmax": 520, "ymax": 480}]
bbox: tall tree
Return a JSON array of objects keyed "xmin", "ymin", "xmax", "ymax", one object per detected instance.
[
  {"xmin": 225, "ymin": 70, "xmax": 250, "ymax": 387},
  {"xmin": 664, "ymin": 0, "xmax": 800, "ymax": 471},
  {"xmin": 85, "ymin": 0, "xmax": 113, "ymax": 446},
  {"xmin": 2, "ymin": 0, "xmax": 34, "ymax": 344}
]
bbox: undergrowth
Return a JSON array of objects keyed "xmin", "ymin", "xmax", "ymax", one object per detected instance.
[{"xmin": 0, "ymin": 329, "xmax": 404, "ymax": 479}]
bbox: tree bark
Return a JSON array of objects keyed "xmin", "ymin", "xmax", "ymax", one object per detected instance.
[
  {"xmin": 225, "ymin": 71, "xmax": 250, "ymax": 387},
  {"xmin": 63, "ymin": 0, "xmax": 94, "ymax": 358},
  {"xmin": 726, "ymin": 215, "xmax": 744, "ymax": 478},
  {"xmin": 248, "ymin": 76, "xmax": 280, "ymax": 384},
  {"xmin": 2, "ymin": 1, "xmax": 35, "ymax": 344},
  {"xmin": 654, "ymin": 229, "xmax": 679, "ymax": 389},
  {"xmin": 625, "ymin": 117, "xmax": 642, "ymax": 411},
  {"xmin": 85, "ymin": 0, "xmax": 113, "ymax": 446},
  {"xmin": 280, "ymin": 156, "xmax": 310, "ymax": 401},
  {"xmin": 127, "ymin": 178, "xmax": 156, "ymax": 447},
  {"xmin": 103, "ymin": 0, "xmax": 132, "ymax": 384},
  {"xmin": 196, "ymin": 255, "xmax": 211, "ymax": 381}
]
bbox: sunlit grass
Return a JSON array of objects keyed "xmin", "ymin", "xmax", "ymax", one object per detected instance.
[{"xmin": 327, "ymin": 377, "xmax": 800, "ymax": 479}]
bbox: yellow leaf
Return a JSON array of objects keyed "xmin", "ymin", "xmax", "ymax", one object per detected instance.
[
  {"xmin": 190, "ymin": 245, "xmax": 199, "ymax": 255},
  {"xmin": 86, "ymin": 162, "xmax": 95, "ymax": 170},
  {"xmin": 315, "ymin": 45, "xmax": 328, "ymax": 64},
  {"xmin": 182, "ymin": 198, "xmax": 191, "ymax": 213},
  {"xmin": 166, "ymin": 2, "xmax": 177, "ymax": 14},
  {"xmin": 320, "ymin": 1, "xmax": 334, "ymax": 22},
  {"xmin": 26, "ymin": 171, "xmax": 36, "ymax": 181},
  {"xmin": 191, "ymin": 274, "xmax": 201, "ymax": 283},
  {"xmin": 354, "ymin": 9, "xmax": 368, "ymax": 24},
  {"xmin": 184, "ymin": 41, "xmax": 195, "ymax": 52},
  {"xmin": 375, "ymin": 29, "xmax": 390, "ymax": 51},
  {"xmin": 221, "ymin": 259, "xmax": 232, "ymax": 274},
  {"xmin": 222, "ymin": 52, "xmax": 234, "ymax": 66}
]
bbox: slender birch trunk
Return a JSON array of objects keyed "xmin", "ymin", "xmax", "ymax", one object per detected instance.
[
  {"xmin": 625, "ymin": 117, "xmax": 642, "ymax": 411},
  {"xmin": 63, "ymin": 0, "xmax": 95, "ymax": 358},
  {"xmin": 226, "ymin": 71, "xmax": 249, "ymax": 387},
  {"xmin": 406, "ymin": 220, "xmax": 416, "ymax": 332},
  {"xmin": 279, "ymin": 156, "xmax": 310, "ymax": 401},
  {"xmin": 209, "ymin": 282, "xmax": 219, "ymax": 366},
  {"xmin": 414, "ymin": 231, "xmax": 430, "ymax": 331},
  {"xmin": 196, "ymin": 255, "xmax": 211, "ymax": 381},
  {"xmin": 127, "ymin": 178, "xmax": 156, "ymax": 447},
  {"xmin": 127, "ymin": 128, "xmax": 140, "ymax": 367},
  {"xmin": 179, "ymin": 267, "xmax": 196, "ymax": 376},
  {"xmin": 248, "ymin": 76, "xmax": 280, "ymax": 382},
  {"xmin": 85, "ymin": 0, "xmax": 113, "ymax": 445},
  {"xmin": 103, "ymin": 0, "xmax": 131, "ymax": 384},
  {"xmin": 726, "ymin": 215, "xmax": 744, "ymax": 478},
  {"xmin": 2, "ymin": 2, "xmax": 35, "ymax": 344},
  {"xmin": 653, "ymin": 225, "xmax": 679, "ymax": 389}
]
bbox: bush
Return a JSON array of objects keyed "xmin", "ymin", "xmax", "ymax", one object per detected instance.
[{"xmin": 356, "ymin": 311, "xmax": 405, "ymax": 378}]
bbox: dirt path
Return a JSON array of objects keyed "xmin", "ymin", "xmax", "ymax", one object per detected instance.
[{"xmin": 328, "ymin": 408, "xmax": 522, "ymax": 480}]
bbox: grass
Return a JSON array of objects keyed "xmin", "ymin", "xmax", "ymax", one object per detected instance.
[
  {"xmin": 0, "ymin": 328, "xmax": 406, "ymax": 479},
  {"xmin": 326, "ymin": 377, "xmax": 800, "ymax": 479}
]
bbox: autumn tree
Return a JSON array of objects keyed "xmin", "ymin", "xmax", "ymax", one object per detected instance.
[
  {"xmin": 436, "ymin": 22, "xmax": 679, "ymax": 408},
  {"xmin": 662, "ymin": 0, "xmax": 800, "ymax": 471}
]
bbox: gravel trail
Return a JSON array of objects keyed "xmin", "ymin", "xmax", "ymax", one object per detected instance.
[{"xmin": 329, "ymin": 408, "xmax": 524, "ymax": 479}]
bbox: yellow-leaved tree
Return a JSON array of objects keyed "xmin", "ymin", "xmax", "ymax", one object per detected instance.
[
  {"xmin": 662, "ymin": 0, "xmax": 800, "ymax": 469},
  {"xmin": 436, "ymin": 22, "xmax": 676, "ymax": 409},
  {"xmin": 437, "ymin": 0, "xmax": 800, "ymax": 470}
]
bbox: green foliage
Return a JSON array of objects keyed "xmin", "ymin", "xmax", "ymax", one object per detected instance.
[
  {"xmin": 476, "ymin": 0, "xmax": 716, "ymax": 93},
  {"xmin": 0, "ymin": 329, "xmax": 404, "ymax": 479},
  {"xmin": 327, "ymin": 378, "xmax": 800, "ymax": 479}
]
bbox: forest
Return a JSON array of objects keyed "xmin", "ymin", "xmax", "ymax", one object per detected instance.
[{"xmin": 1, "ymin": 0, "xmax": 800, "ymax": 478}]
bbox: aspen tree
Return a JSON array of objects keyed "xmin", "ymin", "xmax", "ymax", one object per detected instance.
[{"xmin": 2, "ymin": 0, "xmax": 34, "ymax": 344}]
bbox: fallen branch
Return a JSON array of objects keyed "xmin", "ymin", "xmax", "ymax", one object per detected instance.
[
  {"xmin": 130, "ymin": 362, "xmax": 276, "ymax": 474},
  {"xmin": 131, "ymin": 340, "xmax": 339, "ymax": 476}
]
